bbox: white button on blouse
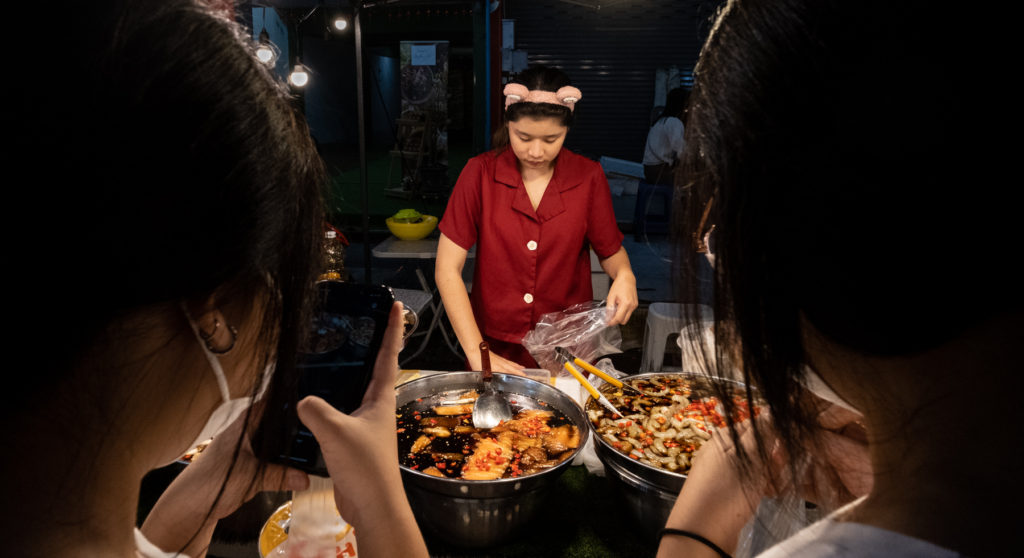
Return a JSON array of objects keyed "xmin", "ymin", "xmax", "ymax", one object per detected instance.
[
  {"xmin": 527, "ymin": 240, "xmax": 538, "ymax": 251},
  {"xmin": 523, "ymin": 293, "xmax": 534, "ymax": 303}
]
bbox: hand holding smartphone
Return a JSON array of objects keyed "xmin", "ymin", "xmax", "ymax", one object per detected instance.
[{"xmin": 255, "ymin": 281, "xmax": 395, "ymax": 476}]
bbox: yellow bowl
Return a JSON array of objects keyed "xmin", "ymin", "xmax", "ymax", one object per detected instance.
[{"xmin": 385, "ymin": 215, "xmax": 438, "ymax": 240}]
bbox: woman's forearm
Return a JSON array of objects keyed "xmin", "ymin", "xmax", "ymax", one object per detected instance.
[
  {"xmin": 599, "ymin": 246, "xmax": 634, "ymax": 281},
  {"xmin": 436, "ymin": 267, "xmax": 483, "ymax": 358},
  {"xmin": 435, "ymin": 235, "xmax": 485, "ymax": 366}
]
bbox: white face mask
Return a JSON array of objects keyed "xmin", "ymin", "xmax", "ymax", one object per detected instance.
[
  {"xmin": 802, "ymin": 365, "xmax": 860, "ymax": 414},
  {"xmin": 182, "ymin": 304, "xmax": 273, "ymax": 454}
]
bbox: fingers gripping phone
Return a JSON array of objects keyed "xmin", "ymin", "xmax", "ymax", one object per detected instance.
[{"xmin": 255, "ymin": 281, "xmax": 395, "ymax": 476}]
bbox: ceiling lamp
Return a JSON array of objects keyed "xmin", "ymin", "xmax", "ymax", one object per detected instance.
[
  {"xmin": 254, "ymin": 28, "xmax": 278, "ymax": 66},
  {"xmin": 288, "ymin": 60, "xmax": 310, "ymax": 88},
  {"xmin": 332, "ymin": 15, "xmax": 348, "ymax": 31}
]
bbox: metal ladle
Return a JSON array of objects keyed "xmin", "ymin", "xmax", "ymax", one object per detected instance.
[{"xmin": 471, "ymin": 341, "xmax": 513, "ymax": 429}]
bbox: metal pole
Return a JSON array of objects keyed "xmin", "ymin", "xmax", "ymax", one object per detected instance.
[
  {"xmin": 483, "ymin": 1, "xmax": 491, "ymax": 150},
  {"xmin": 355, "ymin": 4, "xmax": 371, "ymax": 284}
]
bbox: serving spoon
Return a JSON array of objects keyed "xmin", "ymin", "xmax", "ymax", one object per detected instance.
[{"xmin": 472, "ymin": 341, "xmax": 513, "ymax": 428}]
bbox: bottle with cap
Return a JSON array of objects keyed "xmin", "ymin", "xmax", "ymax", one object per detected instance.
[{"xmin": 319, "ymin": 229, "xmax": 347, "ymax": 282}]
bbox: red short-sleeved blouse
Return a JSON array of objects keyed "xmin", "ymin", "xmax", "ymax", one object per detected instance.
[{"xmin": 439, "ymin": 147, "xmax": 624, "ymax": 345}]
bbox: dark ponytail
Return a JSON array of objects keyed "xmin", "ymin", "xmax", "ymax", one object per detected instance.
[{"xmin": 492, "ymin": 66, "xmax": 576, "ymax": 150}]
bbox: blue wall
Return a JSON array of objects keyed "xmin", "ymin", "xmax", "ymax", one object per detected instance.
[
  {"xmin": 251, "ymin": 7, "xmax": 289, "ymax": 83},
  {"xmin": 369, "ymin": 50, "xmax": 400, "ymax": 149}
]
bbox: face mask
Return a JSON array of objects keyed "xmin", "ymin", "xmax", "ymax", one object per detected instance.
[
  {"xmin": 181, "ymin": 303, "xmax": 273, "ymax": 453},
  {"xmin": 802, "ymin": 365, "xmax": 860, "ymax": 414}
]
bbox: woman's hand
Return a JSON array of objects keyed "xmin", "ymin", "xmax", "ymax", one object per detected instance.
[
  {"xmin": 605, "ymin": 272, "xmax": 638, "ymax": 326},
  {"xmin": 798, "ymin": 403, "xmax": 872, "ymax": 507},
  {"xmin": 141, "ymin": 411, "xmax": 310, "ymax": 557},
  {"xmin": 466, "ymin": 346, "xmax": 526, "ymax": 375},
  {"xmin": 657, "ymin": 421, "xmax": 766, "ymax": 558},
  {"xmin": 296, "ymin": 301, "xmax": 429, "ymax": 558},
  {"xmin": 599, "ymin": 247, "xmax": 638, "ymax": 326},
  {"xmin": 657, "ymin": 401, "xmax": 872, "ymax": 558}
]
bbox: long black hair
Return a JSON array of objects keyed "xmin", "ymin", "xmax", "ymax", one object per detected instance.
[
  {"xmin": 655, "ymin": 87, "xmax": 690, "ymax": 125},
  {"xmin": 492, "ymin": 65, "xmax": 576, "ymax": 150},
  {"xmin": 675, "ymin": 0, "xmax": 1020, "ymax": 511},
  {"xmin": 4, "ymin": 0, "xmax": 326, "ymax": 547}
]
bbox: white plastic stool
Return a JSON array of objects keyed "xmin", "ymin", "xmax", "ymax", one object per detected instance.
[{"xmin": 641, "ymin": 303, "xmax": 713, "ymax": 372}]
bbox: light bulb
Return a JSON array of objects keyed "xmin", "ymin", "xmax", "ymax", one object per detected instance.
[
  {"xmin": 255, "ymin": 44, "xmax": 275, "ymax": 64},
  {"xmin": 333, "ymin": 17, "xmax": 348, "ymax": 31},
  {"xmin": 255, "ymin": 28, "xmax": 277, "ymax": 66},
  {"xmin": 289, "ymin": 65, "xmax": 309, "ymax": 87}
]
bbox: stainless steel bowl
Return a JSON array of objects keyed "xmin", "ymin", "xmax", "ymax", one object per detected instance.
[
  {"xmin": 596, "ymin": 443, "xmax": 679, "ymax": 541},
  {"xmin": 586, "ymin": 372, "xmax": 750, "ymax": 540},
  {"xmin": 395, "ymin": 371, "xmax": 588, "ymax": 548}
]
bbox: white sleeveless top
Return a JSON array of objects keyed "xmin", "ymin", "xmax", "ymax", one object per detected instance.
[{"xmin": 756, "ymin": 498, "xmax": 963, "ymax": 558}]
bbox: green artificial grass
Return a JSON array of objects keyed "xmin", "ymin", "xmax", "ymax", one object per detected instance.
[{"xmin": 320, "ymin": 140, "xmax": 475, "ymax": 236}]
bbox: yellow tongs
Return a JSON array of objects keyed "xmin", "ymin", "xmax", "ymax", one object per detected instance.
[
  {"xmin": 555, "ymin": 346, "xmax": 644, "ymax": 396},
  {"xmin": 554, "ymin": 346, "xmax": 624, "ymax": 418}
]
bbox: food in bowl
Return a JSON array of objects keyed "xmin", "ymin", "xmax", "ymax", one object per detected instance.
[
  {"xmin": 587, "ymin": 374, "xmax": 762, "ymax": 475},
  {"xmin": 385, "ymin": 214, "xmax": 438, "ymax": 240},
  {"xmin": 259, "ymin": 500, "xmax": 356, "ymax": 558},
  {"xmin": 397, "ymin": 389, "xmax": 580, "ymax": 480},
  {"xmin": 390, "ymin": 208, "xmax": 424, "ymax": 223}
]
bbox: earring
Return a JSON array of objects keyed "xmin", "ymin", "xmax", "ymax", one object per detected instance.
[{"xmin": 198, "ymin": 318, "xmax": 239, "ymax": 355}]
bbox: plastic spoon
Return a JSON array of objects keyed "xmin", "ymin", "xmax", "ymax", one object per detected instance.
[{"xmin": 472, "ymin": 342, "xmax": 513, "ymax": 428}]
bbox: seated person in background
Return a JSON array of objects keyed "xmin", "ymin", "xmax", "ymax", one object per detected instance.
[
  {"xmin": 3, "ymin": 1, "xmax": 428, "ymax": 557},
  {"xmin": 643, "ymin": 87, "xmax": 690, "ymax": 185},
  {"xmin": 659, "ymin": 0, "xmax": 1020, "ymax": 557}
]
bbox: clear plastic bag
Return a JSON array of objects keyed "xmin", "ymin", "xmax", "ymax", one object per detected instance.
[{"xmin": 522, "ymin": 301, "xmax": 622, "ymax": 378}]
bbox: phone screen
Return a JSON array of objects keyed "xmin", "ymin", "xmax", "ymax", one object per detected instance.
[{"xmin": 256, "ymin": 281, "xmax": 395, "ymax": 476}]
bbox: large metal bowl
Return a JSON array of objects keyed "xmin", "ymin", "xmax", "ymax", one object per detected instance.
[
  {"xmin": 586, "ymin": 372, "xmax": 751, "ymax": 540},
  {"xmin": 395, "ymin": 371, "xmax": 588, "ymax": 548}
]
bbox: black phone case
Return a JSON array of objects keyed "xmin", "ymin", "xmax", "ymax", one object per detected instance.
[{"xmin": 256, "ymin": 281, "xmax": 395, "ymax": 476}]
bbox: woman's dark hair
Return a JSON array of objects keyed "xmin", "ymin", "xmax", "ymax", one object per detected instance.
[
  {"xmin": 5, "ymin": 0, "xmax": 325, "ymax": 539},
  {"xmin": 492, "ymin": 65, "xmax": 576, "ymax": 150},
  {"xmin": 674, "ymin": 0, "xmax": 1019, "ymax": 510},
  {"xmin": 656, "ymin": 87, "xmax": 690, "ymax": 125}
]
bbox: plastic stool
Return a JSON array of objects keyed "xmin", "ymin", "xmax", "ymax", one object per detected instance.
[{"xmin": 641, "ymin": 303, "xmax": 713, "ymax": 372}]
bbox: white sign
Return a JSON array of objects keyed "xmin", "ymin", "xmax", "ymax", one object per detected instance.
[{"xmin": 411, "ymin": 44, "xmax": 436, "ymax": 66}]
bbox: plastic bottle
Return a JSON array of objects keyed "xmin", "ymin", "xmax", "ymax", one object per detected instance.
[{"xmin": 319, "ymin": 229, "xmax": 346, "ymax": 281}]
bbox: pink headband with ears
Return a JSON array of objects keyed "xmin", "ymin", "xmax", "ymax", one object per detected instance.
[{"xmin": 503, "ymin": 83, "xmax": 583, "ymax": 112}]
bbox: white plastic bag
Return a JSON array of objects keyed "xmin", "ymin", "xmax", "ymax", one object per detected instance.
[{"xmin": 521, "ymin": 301, "xmax": 622, "ymax": 378}]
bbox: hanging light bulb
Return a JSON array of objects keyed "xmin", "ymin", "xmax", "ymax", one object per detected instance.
[
  {"xmin": 254, "ymin": 28, "xmax": 278, "ymax": 66},
  {"xmin": 332, "ymin": 16, "xmax": 348, "ymax": 31},
  {"xmin": 289, "ymin": 60, "xmax": 310, "ymax": 88}
]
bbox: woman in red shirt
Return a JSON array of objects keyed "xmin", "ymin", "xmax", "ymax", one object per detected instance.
[{"xmin": 436, "ymin": 66, "xmax": 638, "ymax": 373}]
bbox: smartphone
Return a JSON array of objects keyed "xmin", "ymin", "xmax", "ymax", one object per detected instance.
[{"xmin": 256, "ymin": 280, "xmax": 395, "ymax": 476}]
